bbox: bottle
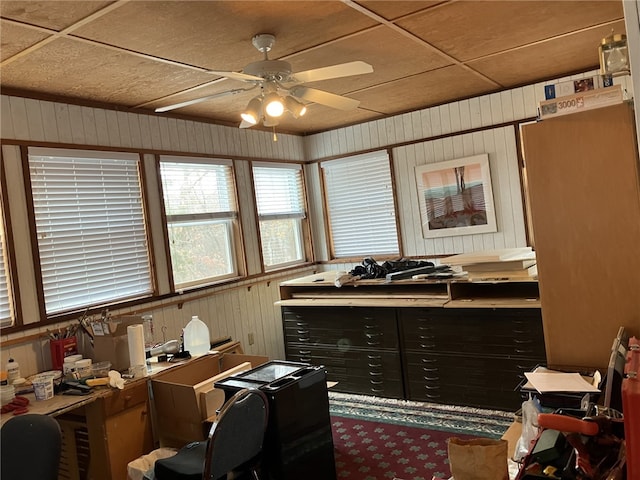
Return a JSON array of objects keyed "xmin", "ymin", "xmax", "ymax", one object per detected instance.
[
  {"xmin": 6, "ymin": 358, "xmax": 20, "ymax": 384},
  {"xmin": 183, "ymin": 315, "xmax": 210, "ymax": 357}
]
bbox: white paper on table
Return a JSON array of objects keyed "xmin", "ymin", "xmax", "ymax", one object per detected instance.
[{"xmin": 524, "ymin": 371, "xmax": 601, "ymax": 393}]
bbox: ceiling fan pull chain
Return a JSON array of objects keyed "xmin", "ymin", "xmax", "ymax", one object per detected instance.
[{"xmin": 272, "ymin": 126, "xmax": 278, "ymax": 142}]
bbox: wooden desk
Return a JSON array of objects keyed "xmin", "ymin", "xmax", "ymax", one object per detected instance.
[{"xmin": 0, "ymin": 341, "xmax": 245, "ymax": 480}]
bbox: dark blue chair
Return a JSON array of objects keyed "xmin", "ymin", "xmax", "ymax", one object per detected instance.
[{"xmin": 154, "ymin": 388, "xmax": 269, "ymax": 480}]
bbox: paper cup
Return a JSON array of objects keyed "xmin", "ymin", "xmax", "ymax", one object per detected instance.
[{"xmin": 32, "ymin": 374, "xmax": 55, "ymax": 401}]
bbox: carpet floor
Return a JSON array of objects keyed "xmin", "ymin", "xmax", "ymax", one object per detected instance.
[{"xmin": 328, "ymin": 392, "xmax": 514, "ymax": 480}]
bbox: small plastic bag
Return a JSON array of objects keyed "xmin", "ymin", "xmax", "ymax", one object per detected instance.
[{"xmin": 514, "ymin": 395, "xmax": 542, "ymax": 462}]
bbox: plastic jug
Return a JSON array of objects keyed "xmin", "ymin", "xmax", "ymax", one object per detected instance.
[{"xmin": 183, "ymin": 315, "xmax": 210, "ymax": 356}]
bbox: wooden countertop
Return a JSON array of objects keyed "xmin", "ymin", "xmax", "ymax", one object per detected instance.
[{"xmin": 0, "ymin": 343, "xmax": 242, "ymax": 427}]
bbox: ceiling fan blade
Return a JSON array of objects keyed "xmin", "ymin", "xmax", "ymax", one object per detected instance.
[
  {"xmin": 154, "ymin": 88, "xmax": 253, "ymax": 113},
  {"xmin": 291, "ymin": 61, "xmax": 373, "ymax": 84},
  {"xmin": 290, "ymin": 86, "xmax": 360, "ymax": 111},
  {"xmin": 208, "ymin": 70, "xmax": 264, "ymax": 82}
]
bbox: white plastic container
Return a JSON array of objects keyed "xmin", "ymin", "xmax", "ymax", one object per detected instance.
[
  {"xmin": 6, "ymin": 358, "xmax": 21, "ymax": 384},
  {"xmin": 183, "ymin": 315, "xmax": 210, "ymax": 357},
  {"xmin": 75, "ymin": 358, "xmax": 92, "ymax": 378}
]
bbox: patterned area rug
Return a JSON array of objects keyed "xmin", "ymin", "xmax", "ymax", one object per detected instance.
[{"xmin": 329, "ymin": 392, "xmax": 514, "ymax": 480}]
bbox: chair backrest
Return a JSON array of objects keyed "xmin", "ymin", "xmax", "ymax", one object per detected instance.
[
  {"xmin": 1, "ymin": 413, "xmax": 62, "ymax": 480},
  {"xmin": 203, "ymin": 388, "xmax": 269, "ymax": 480}
]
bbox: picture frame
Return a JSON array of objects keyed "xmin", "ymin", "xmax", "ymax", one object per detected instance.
[{"xmin": 415, "ymin": 154, "xmax": 497, "ymax": 238}]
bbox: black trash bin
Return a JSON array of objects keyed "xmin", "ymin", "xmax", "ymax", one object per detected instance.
[{"xmin": 214, "ymin": 360, "xmax": 337, "ymax": 480}]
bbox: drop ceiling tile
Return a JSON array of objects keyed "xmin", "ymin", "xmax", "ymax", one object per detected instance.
[
  {"xmin": 0, "ymin": 20, "xmax": 50, "ymax": 61},
  {"xmin": 396, "ymin": 0, "xmax": 624, "ymax": 61},
  {"xmin": 469, "ymin": 20, "xmax": 626, "ymax": 87},
  {"xmin": 71, "ymin": 1, "xmax": 378, "ymax": 70},
  {"xmin": 0, "ymin": 1, "xmax": 113, "ymax": 30},
  {"xmin": 351, "ymin": 65, "xmax": 497, "ymax": 115},
  {"xmin": 0, "ymin": 37, "xmax": 215, "ymax": 105},
  {"xmin": 357, "ymin": 1, "xmax": 445, "ymax": 20},
  {"xmin": 284, "ymin": 27, "xmax": 452, "ymax": 94}
]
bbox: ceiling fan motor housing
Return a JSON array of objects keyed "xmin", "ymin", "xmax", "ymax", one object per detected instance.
[{"xmin": 243, "ymin": 60, "xmax": 292, "ymax": 82}]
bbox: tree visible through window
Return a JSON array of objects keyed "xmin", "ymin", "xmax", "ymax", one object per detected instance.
[
  {"xmin": 160, "ymin": 158, "xmax": 239, "ymax": 288},
  {"xmin": 253, "ymin": 163, "xmax": 306, "ymax": 270}
]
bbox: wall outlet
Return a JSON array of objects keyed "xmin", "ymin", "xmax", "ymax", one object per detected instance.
[{"xmin": 248, "ymin": 332, "xmax": 255, "ymax": 345}]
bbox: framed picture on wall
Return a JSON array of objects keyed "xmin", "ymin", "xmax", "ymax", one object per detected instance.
[{"xmin": 415, "ymin": 154, "xmax": 497, "ymax": 238}]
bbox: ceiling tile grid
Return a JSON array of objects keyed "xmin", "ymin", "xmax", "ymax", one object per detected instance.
[{"xmin": 0, "ymin": 0, "xmax": 626, "ymax": 135}]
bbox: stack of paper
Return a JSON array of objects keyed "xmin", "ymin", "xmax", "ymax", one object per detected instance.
[{"xmin": 442, "ymin": 248, "xmax": 537, "ymax": 280}]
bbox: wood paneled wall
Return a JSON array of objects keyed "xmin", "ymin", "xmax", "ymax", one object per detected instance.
[
  {"xmin": 305, "ymin": 71, "xmax": 635, "ymax": 261},
  {"xmin": 0, "ymin": 70, "xmax": 635, "ymax": 377}
]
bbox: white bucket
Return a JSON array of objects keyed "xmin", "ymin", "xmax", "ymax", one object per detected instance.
[{"xmin": 32, "ymin": 374, "xmax": 55, "ymax": 401}]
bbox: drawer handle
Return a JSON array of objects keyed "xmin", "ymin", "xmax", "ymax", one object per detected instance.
[
  {"xmin": 369, "ymin": 371, "xmax": 383, "ymax": 377},
  {"xmin": 124, "ymin": 395, "xmax": 132, "ymax": 402},
  {"xmin": 419, "ymin": 343, "xmax": 436, "ymax": 349},
  {"xmin": 422, "ymin": 367, "xmax": 438, "ymax": 373},
  {"xmin": 515, "ymin": 348, "xmax": 534, "ymax": 354},
  {"xmin": 421, "ymin": 358, "xmax": 436, "ymax": 364},
  {"xmin": 370, "ymin": 379, "xmax": 384, "ymax": 385},
  {"xmin": 300, "ymin": 357, "xmax": 311, "ymax": 363},
  {"xmin": 425, "ymin": 394, "xmax": 441, "ymax": 400},
  {"xmin": 423, "ymin": 375, "xmax": 439, "ymax": 381},
  {"xmin": 513, "ymin": 339, "xmax": 533, "ymax": 344},
  {"xmin": 424, "ymin": 384, "xmax": 440, "ymax": 391},
  {"xmin": 417, "ymin": 325, "xmax": 433, "ymax": 331},
  {"xmin": 298, "ymin": 350, "xmax": 311, "ymax": 355},
  {"xmin": 368, "ymin": 363, "xmax": 382, "ymax": 368},
  {"xmin": 367, "ymin": 354, "xmax": 381, "ymax": 360}
]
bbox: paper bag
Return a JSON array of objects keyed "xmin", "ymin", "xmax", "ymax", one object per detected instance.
[{"xmin": 447, "ymin": 437, "xmax": 508, "ymax": 480}]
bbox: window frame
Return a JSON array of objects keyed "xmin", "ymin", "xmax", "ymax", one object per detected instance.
[
  {"xmin": 321, "ymin": 150, "xmax": 401, "ymax": 260},
  {"xmin": 252, "ymin": 161, "xmax": 311, "ymax": 271},
  {"xmin": 26, "ymin": 147, "xmax": 155, "ymax": 319},
  {"xmin": 0, "ymin": 159, "xmax": 19, "ymax": 329},
  {"xmin": 158, "ymin": 156, "xmax": 244, "ymax": 290}
]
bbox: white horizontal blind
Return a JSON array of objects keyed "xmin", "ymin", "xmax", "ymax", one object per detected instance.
[
  {"xmin": 0, "ymin": 193, "xmax": 12, "ymax": 327},
  {"xmin": 29, "ymin": 148, "xmax": 152, "ymax": 314},
  {"xmin": 160, "ymin": 158, "xmax": 238, "ymax": 287},
  {"xmin": 253, "ymin": 163, "xmax": 305, "ymax": 268},
  {"xmin": 322, "ymin": 151, "xmax": 399, "ymax": 257}
]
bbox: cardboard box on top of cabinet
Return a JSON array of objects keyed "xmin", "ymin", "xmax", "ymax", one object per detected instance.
[
  {"xmin": 89, "ymin": 316, "xmax": 143, "ymax": 372},
  {"xmin": 544, "ymin": 76, "xmax": 603, "ymax": 100},
  {"xmin": 538, "ymin": 84, "xmax": 623, "ymax": 120}
]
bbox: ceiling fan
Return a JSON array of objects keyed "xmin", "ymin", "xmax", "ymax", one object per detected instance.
[{"xmin": 155, "ymin": 33, "xmax": 373, "ymax": 129}]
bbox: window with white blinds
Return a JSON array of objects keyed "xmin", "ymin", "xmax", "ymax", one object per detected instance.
[
  {"xmin": 160, "ymin": 157, "xmax": 239, "ymax": 288},
  {"xmin": 253, "ymin": 162, "xmax": 306, "ymax": 269},
  {"xmin": 28, "ymin": 148, "xmax": 152, "ymax": 315},
  {"xmin": 0, "ymin": 182, "xmax": 13, "ymax": 328},
  {"xmin": 322, "ymin": 151, "xmax": 399, "ymax": 258}
]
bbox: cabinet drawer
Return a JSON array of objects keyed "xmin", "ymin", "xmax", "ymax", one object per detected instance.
[
  {"xmin": 100, "ymin": 381, "xmax": 149, "ymax": 417},
  {"xmin": 400, "ymin": 308, "xmax": 545, "ymax": 357},
  {"xmin": 283, "ymin": 306, "xmax": 398, "ymax": 350},
  {"xmin": 404, "ymin": 352, "xmax": 539, "ymax": 409},
  {"xmin": 286, "ymin": 346, "xmax": 404, "ymax": 399},
  {"xmin": 407, "ymin": 380, "xmax": 522, "ymax": 410}
]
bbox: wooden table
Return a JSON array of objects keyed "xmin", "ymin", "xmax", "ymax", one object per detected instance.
[{"xmin": 0, "ymin": 341, "xmax": 245, "ymax": 480}]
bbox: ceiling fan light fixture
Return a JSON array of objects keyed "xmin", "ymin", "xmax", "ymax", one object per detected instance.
[
  {"xmin": 263, "ymin": 92, "xmax": 285, "ymax": 117},
  {"xmin": 241, "ymin": 97, "xmax": 262, "ymax": 125},
  {"xmin": 285, "ymin": 95, "xmax": 307, "ymax": 118}
]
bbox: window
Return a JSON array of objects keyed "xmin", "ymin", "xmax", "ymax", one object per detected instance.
[
  {"xmin": 160, "ymin": 158, "xmax": 239, "ymax": 288},
  {"xmin": 0, "ymin": 174, "xmax": 13, "ymax": 328},
  {"xmin": 253, "ymin": 162, "xmax": 307, "ymax": 269},
  {"xmin": 28, "ymin": 148, "xmax": 152, "ymax": 315},
  {"xmin": 322, "ymin": 151, "xmax": 399, "ymax": 258}
]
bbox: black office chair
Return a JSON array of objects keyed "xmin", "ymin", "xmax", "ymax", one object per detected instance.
[
  {"xmin": 1, "ymin": 413, "xmax": 62, "ymax": 480},
  {"xmin": 154, "ymin": 388, "xmax": 269, "ymax": 480}
]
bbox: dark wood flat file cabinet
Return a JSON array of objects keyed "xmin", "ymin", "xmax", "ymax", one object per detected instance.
[
  {"xmin": 283, "ymin": 306, "xmax": 404, "ymax": 398},
  {"xmin": 279, "ymin": 274, "xmax": 546, "ymax": 410},
  {"xmin": 400, "ymin": 308, "xmax": 545, "ymax": 410}
]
